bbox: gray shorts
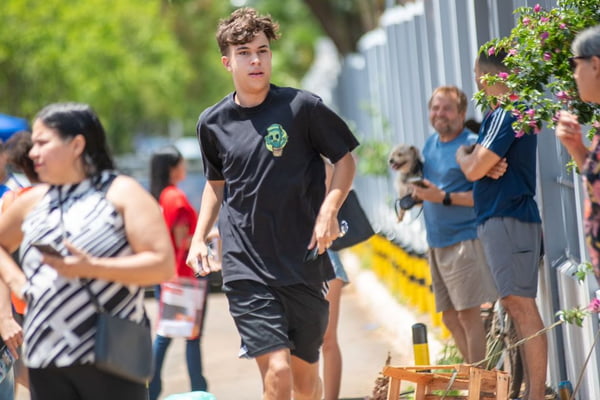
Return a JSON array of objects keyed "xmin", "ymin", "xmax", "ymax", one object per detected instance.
[
  {"xmin": 428, "ymin": 238, "xmax": 498, "ymax": 313},
  {"xmin": 477, "ymin": 217, "xmax": 542, "ymax": 298}
]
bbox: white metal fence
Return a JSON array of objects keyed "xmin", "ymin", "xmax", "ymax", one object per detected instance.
[{"xmin": 327, "ymin": 0, "xmax": 600, "ymax": 396}]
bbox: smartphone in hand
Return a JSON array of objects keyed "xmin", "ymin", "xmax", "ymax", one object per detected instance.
[
  {"xmin": 31, "ymin": 242, "xmax": 63, "ymax": 257},
  {"xmin": 303, "ymin": 247, "xmax": 319, "ymax": 263},
  {"xmin": 407, "ymin": 176, "xmax": 427, "ymax": 188}
]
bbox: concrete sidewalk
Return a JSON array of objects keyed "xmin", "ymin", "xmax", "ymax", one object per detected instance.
[
  {"xmin": 152, "ymin": 252, "xmax": 442, "ymax": 400},
  {"xmin": 15, "ymin": 252, "xmax": 442, "ymax": 399}
]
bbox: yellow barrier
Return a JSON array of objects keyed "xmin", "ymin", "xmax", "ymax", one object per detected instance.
[{"xmin": 348, "ymin": 235, "xmax": 451, "ymax": 340}]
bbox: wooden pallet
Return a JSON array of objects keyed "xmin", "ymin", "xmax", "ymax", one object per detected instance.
[{"xmin": 383, "ymin": 364, "xmax": 510, "ymax": 400}]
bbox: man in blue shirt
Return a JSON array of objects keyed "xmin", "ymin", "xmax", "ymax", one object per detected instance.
[
  {"xmin": 412, "ymin": 86, "xmax": 497, "ymax": 364},
  {"xmin": 457, "ymin": 51, "xmax": 546, "ymax": 400}
]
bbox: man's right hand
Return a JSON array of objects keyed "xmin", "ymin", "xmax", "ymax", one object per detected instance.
[{"xmin": 186, "ymin": 241, "xmax": 211, "ymax": 277}]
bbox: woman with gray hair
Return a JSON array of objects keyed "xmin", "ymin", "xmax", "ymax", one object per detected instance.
[{"xmin": 556, "ymin": 24, "xmax": 600, "ymax": 286}]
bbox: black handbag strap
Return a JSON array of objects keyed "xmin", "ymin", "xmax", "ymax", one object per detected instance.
[
  {"xmin": 80, "ymin": 279, "xmax": 150, "ymax": 327},
  {"xmin": 81, "ymin": 279, "xmax": 106, "ymax": 313}
]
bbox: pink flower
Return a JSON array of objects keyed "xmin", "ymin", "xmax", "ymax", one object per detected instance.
[
  {"xmin": 533, "ymin": 4, "xmax": 541, "ymax": 12},
  {"xmin": 509, "ymin": 93, "xmax": 520, "ymax": 102},
  {"xmin": 522, "ymin": 17, "xmax": 531, "ymax": 25},
  {"xmin": 552, "ymin": 112, "xmax": 561, "ymax": 123},
  {"xmin": 512, "ymin": 109, "xmax": 522, "ymax": 118},
  {"xmin": 515, "ymin": 130, "xmax": 526, "ymax": 138},
  {"xmin": 508, "ymin": 49, "xmax": 518, "ymax": 56},
  {"xmin": 593, "ymin": 121, "xmax": 600, "ymax": 129},
  {"xmin": 533, "ymin": 126, "xmax": 541, "ymax": 134},
  {"xmin": 498, "ymin": 72, "xmax": 509, "ymax": 79},
  {"xmin": 560, "ymin": 23, "xmax": 567, "ymax": 29},
  {"xmin": 540, "ymin": 17, "xmax": 550, "ymax": 23},
  {"xmin": 526, "ymin": 109, "xmax": 536, "ymax": 118},
  {"xmin": 540, "ymin": 31, "xmax": 549, "ymax": 42},
  {"xmin": 588, "ymin": 298, "xmax": 600, "ymax": 313},
  {"xmin": 488, "ymin": 47, "xmax": 495, "ymax": 56},
  {"xmin": 556, "ymin": 91, "xmax": 570, "ymax": 101},
  {"xmin": 543, "ymin": 52, "xmax": 552, "ymax": 61}
]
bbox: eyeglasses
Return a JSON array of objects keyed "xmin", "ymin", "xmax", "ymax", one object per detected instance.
[{"xmin": 568, "ymin": 55, "xmax": 599, "ymax": 70}]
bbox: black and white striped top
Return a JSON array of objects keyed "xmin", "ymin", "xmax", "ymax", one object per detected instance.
[{"xmin": 20, "ymin": 171, "xmax": 145, "ymax": 368}]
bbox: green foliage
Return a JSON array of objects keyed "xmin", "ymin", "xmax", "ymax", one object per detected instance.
[
  {"xmin": 436, "ymin": 343, "xmax": 464, "ymax": 365},
  {"xmin": 430, "ymin": 345, "xmax": 463, "ymax": 397},
  {"xmin": 253, "ymin": 0, "xmax": 323, "ymax": 86},
  {"xmin": 353, "ymin": 102, "xmax": 392, "ymax": 177},
  {"xmin": 556, "ymin": 307, "xmax": 589, "ymax": 327},
  {"xmin": 355, "ymin": 139, "xmax": 390, "ymax": 176},
  {"xmin": 555, "ymin": 261, "xmax": 600, "ymax": 327},
  {"xmin": 152, "ymin": 0, "xmax": 323, "ymax": 143},
  {"xmin": 575, "ymin": 261, "xmax": 594, "ymax": 282},
  {"xmin": 0, "ymin": 0, "xmax": 323, "ymax": 152},
  {"xmin": 475, "ymin": 0, "xmax": 600, "ymax": 137},
  {"xmin": 0, "ymin": 0, "xmax": 192, "ymax": 151}
]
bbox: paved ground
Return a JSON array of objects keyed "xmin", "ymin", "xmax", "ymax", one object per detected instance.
[{"xmin": 15, "ymin": 253, "xmax": 441, "ymax": 399}]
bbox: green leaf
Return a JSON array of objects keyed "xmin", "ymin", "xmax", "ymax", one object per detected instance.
[{"xmin": 475, "ymin": 0, "xmax": 600, "ymax": 136}]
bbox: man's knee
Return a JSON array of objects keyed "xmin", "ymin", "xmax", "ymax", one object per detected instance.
[
  {"xmin": 442, "ymin": 310, "xmax": 460, "ymax": 329},
  {"xmin": 456, "ymin": 307, "xmax": 483, "ymax": 327},
  {"xmin": 257, "ymin": 350, "xmax": 293, "ymax": 387},
  {"xmin": 266, "ymin": 356, "xmax": 292, "ymax": 380},
  {"xmin": 501, "ymin": 296, "xmax": 540, "ymax": 324}
]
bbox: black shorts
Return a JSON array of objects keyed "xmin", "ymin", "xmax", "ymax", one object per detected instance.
[
  {"xmin": 223, "ymin": 279, "xmax": 329, "ymax": 363},
  {"xmin": 29, "ymin": 365, "xmax": 147, "ymax": 400}
]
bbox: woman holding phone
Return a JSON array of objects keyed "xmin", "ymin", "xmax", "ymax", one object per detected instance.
[{"xmin": 0, "ymin": 102, "xmax": 173, "ymax": 400}]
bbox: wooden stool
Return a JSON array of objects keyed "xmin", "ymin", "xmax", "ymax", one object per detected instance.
[{"xmin": 383, "ymin": 364, "xmax": 510, "ymax": 400}]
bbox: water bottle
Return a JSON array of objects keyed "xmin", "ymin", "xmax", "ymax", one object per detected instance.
[{"xmin": 0, "ymin": 344, "xmax": 14, "ymax": 383}]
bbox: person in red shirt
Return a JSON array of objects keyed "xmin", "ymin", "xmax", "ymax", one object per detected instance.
[{"xmin": 148, "ymin": 146, "xmax": 208, "ymax": 400}]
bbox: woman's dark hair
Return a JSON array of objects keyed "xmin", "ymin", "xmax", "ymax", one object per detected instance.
[
  {"xmin": 5, "ymin": 130, "xmax": 38, "ymax": 183},
  {"xmin": 34, "ymin": 102, "xmax": 114, "ymax": 176},
  {"xmin": 149, "ymin": 145, "xmax": 183, "ymax": 200}
]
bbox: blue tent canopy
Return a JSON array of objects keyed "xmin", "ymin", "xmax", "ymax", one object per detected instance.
[{"xmin": 0, "ymin": 113, "xmax": 28, "ymax": 142}]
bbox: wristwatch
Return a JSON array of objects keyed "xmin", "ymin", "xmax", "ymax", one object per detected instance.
[{"xmin": 442, "ymin": 191, "xmax": 452, "ymax": 206}]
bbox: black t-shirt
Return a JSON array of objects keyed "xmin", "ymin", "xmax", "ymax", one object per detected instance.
[{"xmin": 197, "ymin": 85, "xmax": 359, "ymax": 286}]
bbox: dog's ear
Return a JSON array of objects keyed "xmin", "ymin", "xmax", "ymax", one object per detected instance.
[{"xmin": 409, "ymin": 146, "xmax": 419, "ymax": 157}]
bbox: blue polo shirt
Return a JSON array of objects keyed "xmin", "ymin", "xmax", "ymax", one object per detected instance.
[
  {"xmin": 473, "ymin": 107, "xmax": 541, "ymax": 225},
  {"xmin": 423, "ymin": 129, "xmax": 478, "ymax": 248}
]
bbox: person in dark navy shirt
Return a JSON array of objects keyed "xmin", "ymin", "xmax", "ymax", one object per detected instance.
[
  {"xmin": 457, "ymin": 51, "xmax": 546, "ymax": 400},
  {"xmin": 187, "ymin": 8, "xmax": 358, "ymax": 400}
]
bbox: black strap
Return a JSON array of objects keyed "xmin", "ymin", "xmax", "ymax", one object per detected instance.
[{"xmin": 80, "ymin": 279, "xmax": 106, "ymax": 313}]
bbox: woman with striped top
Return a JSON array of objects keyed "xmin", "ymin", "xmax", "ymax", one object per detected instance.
[{"xmin": 0, "ymin": 103, "xmax": 174, "ymax": 400}]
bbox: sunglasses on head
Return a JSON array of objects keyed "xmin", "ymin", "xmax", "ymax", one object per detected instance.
[{"xmin": 568, "ymin": 55, "xmax": 599, "ymax": 70}]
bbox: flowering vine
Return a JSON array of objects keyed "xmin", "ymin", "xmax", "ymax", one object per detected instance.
[
  {"xmin": 474, "ymin": 0, "xmax": 600, "ymax": 137},
  {"xmin": 555, "ymin": 262, "xmax": 600, "ymax": 327}
]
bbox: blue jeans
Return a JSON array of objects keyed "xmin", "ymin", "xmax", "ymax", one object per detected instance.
[
  {"xmin": 0, "ymin": 367, "xmax": 14, "ymax": 400},
  {"xmin": 148, "ymin": 335, "xmax": 207, "ymax": 400},
  {"xmin": 149, "ymin": 284, "xmax": 208, "ymax": 400}
]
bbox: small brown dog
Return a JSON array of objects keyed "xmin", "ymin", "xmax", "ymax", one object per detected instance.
[{"xmin": 388, "ymin": 144, "xmax": 424, "ymax": 221}]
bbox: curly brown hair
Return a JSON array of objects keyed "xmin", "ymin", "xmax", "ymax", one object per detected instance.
[{"xmin": 216, "ymin": 7, "xmax": 280, "ymax": 56}]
